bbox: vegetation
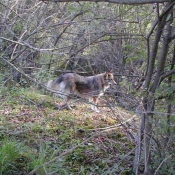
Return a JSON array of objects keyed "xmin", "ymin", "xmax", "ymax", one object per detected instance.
[
  {"xmin": 0, "ymin": 0, "xmax": 175, "ymax": 175},
  {"xmin": 0, "ymin": 88, "xmax": 135, "ymax": 174}
]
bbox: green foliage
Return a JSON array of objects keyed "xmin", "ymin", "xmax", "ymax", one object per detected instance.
[
  {"xmin": 66, "ymin": 147, "xmax": 87, "ymax": 164},
  {"xmin": 0, "ymin": 87, "xmax": 135, "ymax": 175},
  {"xmin": 0, "ymin": 137, "xmax": 70, "ymax": 175},
  {"xmin": 28, "ymin": 143, "xmax": 68, "ymax": 175},
  {"xmin": 151, "ymin": 154, "xmax": 175, "ymax": 175},
  {"xmin": 103, "ymin": 35, "xmax": 111, "ymax": 41},
  {"xmin": 0, "ymin": 138, "xmax": 30, "ymax": 175}
]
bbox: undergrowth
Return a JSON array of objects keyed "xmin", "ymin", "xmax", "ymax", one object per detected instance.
[{"xmin": 0, "ymin": 87, "xmax": 135, "ymax": 175}]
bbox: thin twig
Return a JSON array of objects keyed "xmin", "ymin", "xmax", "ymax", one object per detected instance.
[{"xmin": 154, "ymin": 155, "xmax": 172, "ymax": 175}]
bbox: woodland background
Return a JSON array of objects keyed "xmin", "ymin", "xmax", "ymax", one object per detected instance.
[{"xmin": 0, "ymin": 0, "xmax": 175, "ymax": 175}]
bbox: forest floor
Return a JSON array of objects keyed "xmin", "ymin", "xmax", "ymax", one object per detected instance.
[{"xmin": 0, "ymin": 87, "xmax": 138, "ymax": 175}]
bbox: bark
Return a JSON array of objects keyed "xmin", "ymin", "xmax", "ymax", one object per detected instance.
[
  {"xmin": 133, "ymin": 102, "xmax": 145, "ymax": 175},
  {"xmin": 150, "ymin": 12, "xmax": 173, "ymax": 93},
  {"xmin": 134, "ymin": 2, "xmax": 174, "ymax": 175},
  {"xmin": 139, "ymin": 9, "xmax": 165, "ymax": 175},
  {"xmin": 143, "ymin": 3, "xmax": 173, "ymax": 174},
  {"xmin": 166, "ymin": 43, "xmax": 175, "ymax": 141},
  {"xmin": 144, "ymin": 8, "xmax": 168, "ymax": 90}
]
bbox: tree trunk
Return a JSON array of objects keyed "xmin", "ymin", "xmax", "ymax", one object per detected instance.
[
  {"xmin": 134, "ymin": 2, "xmax": 174, "ymax": 174},
  {"xmin": 166, "ymin": 43, "xmax": 175, "ymax": 142}
]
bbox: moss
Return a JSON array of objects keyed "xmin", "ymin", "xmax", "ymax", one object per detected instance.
[
  {"xmin": 122, "ymin": 170, "xmax": 134, "ymax": 175},
  {"xmin": 0, "ymin": 87, "xmax": 135, "ymax": 175}
]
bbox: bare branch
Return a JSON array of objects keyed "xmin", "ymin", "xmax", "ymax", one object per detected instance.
[
  {"xmin": 0, "ymin": 36, "xmax": 68, "ymax": 55},
  {"xmin": 41, "ymin": 0, "xmax": 173, "ymax": 5},
  {"xmin": 161, "ymin": 69, "xmax": 175, "ymax": 81}
]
